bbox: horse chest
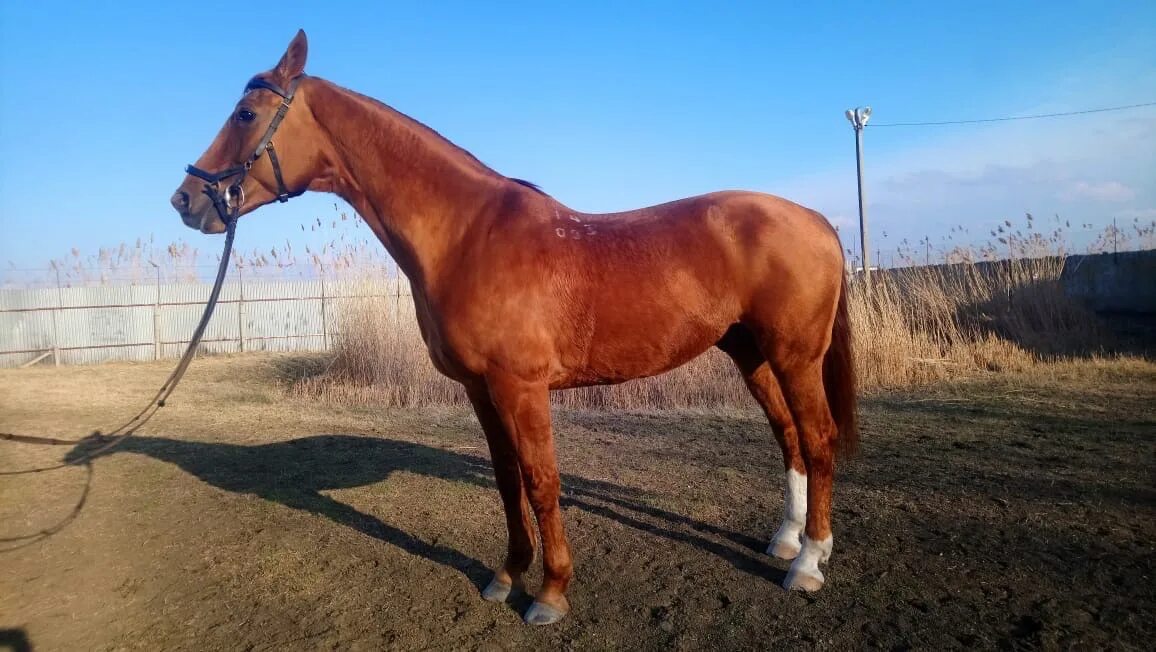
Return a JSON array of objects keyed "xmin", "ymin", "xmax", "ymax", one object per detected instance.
[{"xmin": 411, "ymin": 292, "xmax": 478, "ymax": 382}]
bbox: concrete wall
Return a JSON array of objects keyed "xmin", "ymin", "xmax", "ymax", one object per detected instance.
[
  {"xmin": 872, "ymin": 249, "xmax": 1156, "ymax": 315},
  {"xmin": 1060, "ymin": 250, "xmax": 1156, "ymax": 314}
]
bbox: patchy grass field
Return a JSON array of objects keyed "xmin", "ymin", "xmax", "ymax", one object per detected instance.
[{"xmin": 1, "ymin": 355, "xmax": 1154, "ymax": 650}]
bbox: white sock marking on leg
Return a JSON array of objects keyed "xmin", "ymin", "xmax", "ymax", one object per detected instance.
[
  {"xmin": 785, "ymin": 535, "xmax": 834, "ymax": 590},
  {"xmin": 768, "ymin": 468, "xmax": 807, "ymax": 555}
]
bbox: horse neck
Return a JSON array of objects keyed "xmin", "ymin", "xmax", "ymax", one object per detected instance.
[{"xmin": 305, "ymin": 79, "xmax": 505, "ymax": 291}]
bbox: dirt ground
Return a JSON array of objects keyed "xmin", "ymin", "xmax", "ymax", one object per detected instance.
[{"xmin": 1, "ymin": 355, "xmax": 1154, "ymax": 651}]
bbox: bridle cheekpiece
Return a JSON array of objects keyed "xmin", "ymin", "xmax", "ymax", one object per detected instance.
[{"xmin": 185, "ymin": 75, "xmax": 303, "ymax": 225}]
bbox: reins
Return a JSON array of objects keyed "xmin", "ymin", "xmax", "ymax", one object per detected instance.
[
  {"xmin": 0, "ymin": 73, "xmax": 304, "ymax": 549},
  {"xmin": 0, "ymin": 217, "xmax": 238, "ymax": 476},
  {"xmin": 0, "ymin": 73, "xmax": 305, "ymax": 479},
  {"xmin": 0, "ymin": 219, "xmax": 238, "ymax": 550}
]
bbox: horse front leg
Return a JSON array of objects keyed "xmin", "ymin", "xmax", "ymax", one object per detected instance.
[
  {"xmin": 467, "ymin": 387, "xmax": 536, "ymax": 603},
  {"xmin": 484, "ymin": 373, "xmax": 573, "ymax": 625}
]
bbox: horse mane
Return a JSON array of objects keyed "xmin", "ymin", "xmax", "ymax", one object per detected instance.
[
  {"xmin": 509, "ymin": 178, "xmax": 545, "ymax": 193},
  {"xmin": 311, "ymin": 77, "xmax": 544, "ymax": 195}
]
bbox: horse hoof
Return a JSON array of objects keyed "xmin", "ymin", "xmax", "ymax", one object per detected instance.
[
  {"xmin": 783, "ymin": 568, "xmax": 825, "ymax": 593},
  {"xmin": 481, "ymin": 578, "xmax": 513, "ymax": 602},
  {"xmin": 524, "ymin": 600, "xmax": 568, "ymax": 625},
  {"xmin": 767, "ymin": 539, "xmax": 802, "ymax": 561}
]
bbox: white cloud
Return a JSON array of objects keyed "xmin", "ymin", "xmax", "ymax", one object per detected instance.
[
  {"xmin": 1060, "ymin": 180, "xmax": 1136, "ymax": 202},
  {"xmin": 826, "ymin": 213, "xmax": 856, "ymax": 230},
  {"xmin": 773, "ymin": 108, "xmax": 1156, "ymax": 255}
]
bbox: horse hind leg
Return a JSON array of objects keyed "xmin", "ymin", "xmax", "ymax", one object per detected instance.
[
  {"xmin": 762, "ymin": 344, "xmax": 838, "ymax": 593},
  {"xmin": 716, "ymin": 326, "xmax": 807, "ymax": 561}
]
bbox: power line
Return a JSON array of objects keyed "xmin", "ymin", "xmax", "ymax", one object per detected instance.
[{"xmin": 867, "ymin": 101, "xmax": 1156, "ymax": 128}]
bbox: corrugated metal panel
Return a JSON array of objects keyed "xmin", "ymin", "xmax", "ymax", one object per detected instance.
[
  {"xmin": 0, "ymin": 276, "xmax": 413, "ymax": 367},
  {"xmin": 0, "ymin": 287, "xmax": 60, "ymax": 362}
]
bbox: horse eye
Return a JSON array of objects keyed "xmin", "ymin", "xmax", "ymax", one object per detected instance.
[{"xmin": 236, "ymin": 109, "xmax": 256, "ymax": 123}]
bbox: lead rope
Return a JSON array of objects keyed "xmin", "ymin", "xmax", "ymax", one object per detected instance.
[{"xmin": 0, "ymin": 217, "xmax": 238, "ymax": 476}]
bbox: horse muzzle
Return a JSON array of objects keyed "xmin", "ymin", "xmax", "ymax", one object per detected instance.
[{"xmin": 172, "ymin": 188, "xmax": 230, "ymax": 234}]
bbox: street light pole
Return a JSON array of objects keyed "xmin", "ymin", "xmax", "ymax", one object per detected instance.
[{"xmin": 845, "ymin": 106, "xmax": 872, "ymax": 283}]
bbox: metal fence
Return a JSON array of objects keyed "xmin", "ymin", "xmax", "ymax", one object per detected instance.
[{"xmin": 0, "ymin": 274, "xmax": 410, "ymax": 368}]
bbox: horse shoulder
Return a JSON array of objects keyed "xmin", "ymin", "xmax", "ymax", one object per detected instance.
[{"xmin": 429, "ymin": 206, "xmax": 573, "ymax": 380}]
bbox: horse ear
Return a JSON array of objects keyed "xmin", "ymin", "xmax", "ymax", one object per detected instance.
[{"xmin": 275, "ymin": 29, "xmax": 308, "ymax": 79}]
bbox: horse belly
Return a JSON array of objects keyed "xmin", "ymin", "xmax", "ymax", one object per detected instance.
[{"xmin": 563, "ymin": 300, "xmax": 731, "ymax": 387}]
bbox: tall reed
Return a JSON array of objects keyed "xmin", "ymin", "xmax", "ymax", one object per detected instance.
[{"xmin": 293, "ymin": 252, "xmax": 1108, "ymax": 409}]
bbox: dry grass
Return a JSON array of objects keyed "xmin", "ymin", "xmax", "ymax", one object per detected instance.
[
  {"xmin": 303, "ymin": 288, "xmax": 465, "ymax": 407},
  {"xmin": 293, "ymin": 284, "xmax": 751, "ymax": 410},
  {"xmin": 292, "ymin": 252, "xmax": 1123, "ymax": 409},
  {"xmin": 849, "ymin": 255, "xmax": 1106, "ymax": 389},
  {"xmin": 4, "ymin": 206, "xmax": 390, "ymax": 287}
]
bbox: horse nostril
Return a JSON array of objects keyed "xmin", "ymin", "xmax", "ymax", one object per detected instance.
[{"xmin": 171, "ymin": 191, "xmax": 190, "ymax": 212}]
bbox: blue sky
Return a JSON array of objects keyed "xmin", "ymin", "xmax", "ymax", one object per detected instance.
[{"xmin": 2, "ymin": 1, "xmax": 1154, "ymax": 274}]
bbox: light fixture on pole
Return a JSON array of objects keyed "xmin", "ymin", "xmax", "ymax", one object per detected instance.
[{"xmin": 845, "ymin": 106, "xmax": 871, "ymax": 282}]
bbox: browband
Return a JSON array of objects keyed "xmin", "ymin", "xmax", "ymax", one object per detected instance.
[{"xmin": 244, "ymin": 76, "xmax": 293, "ymax": 99}]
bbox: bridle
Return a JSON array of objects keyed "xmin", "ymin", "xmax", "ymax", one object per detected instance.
[{"xmin": 185, "ymin": 75, "xmax": 304, "ymax": 224}]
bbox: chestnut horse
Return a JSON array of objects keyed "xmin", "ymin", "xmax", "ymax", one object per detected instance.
[{"xmin": 172, "ymin": 31, "xmax": 858, "ymax": 625}]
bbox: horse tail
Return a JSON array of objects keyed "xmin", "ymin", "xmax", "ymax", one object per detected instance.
[{"xmin": 824, "ymin": 272, "xmax": 859, "ymax": 457}]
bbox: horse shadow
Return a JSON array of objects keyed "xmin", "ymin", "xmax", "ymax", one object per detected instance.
[
  {"xmin": 64, "ymin": 433, "xmax": 783, "ymax": 591},
  {"xmin": 0, "ymin": 628, "xmax": 32, "ymax": 652}
]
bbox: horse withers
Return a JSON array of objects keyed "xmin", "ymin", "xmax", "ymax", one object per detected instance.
[{"xmin": 172, "ymin": 30, "xmax": 858, "ymax": 625}]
